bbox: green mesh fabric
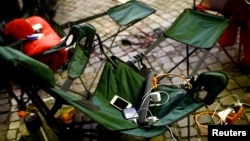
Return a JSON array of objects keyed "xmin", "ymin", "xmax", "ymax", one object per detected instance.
[
  {"xmin": 165, "ymin": 8, "xmax": 230, "ymax": 49},
  {"xmin": 107, "ymin": 0, "xmax": 156, "ymax": 26}
]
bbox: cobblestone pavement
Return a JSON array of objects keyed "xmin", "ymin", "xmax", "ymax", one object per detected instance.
[{"xmin": 1, "ymin": 0, "xmax": 250, "ymax": 141}]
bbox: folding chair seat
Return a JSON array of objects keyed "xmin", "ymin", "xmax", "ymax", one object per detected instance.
[
  {"xmin": 104, "ymin": 0, "xmax": 156, "ymax": 48},
  {"xmin": 0, "ymin": 45, "xmax": 228, "ymax": 140},
  {"xmin": 164, "ymin": 8, "xmax": 229, "ymax": 76}
]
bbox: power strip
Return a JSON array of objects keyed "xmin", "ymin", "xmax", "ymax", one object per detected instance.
[{"xmin": 226, "ymin": 106, "xmax": 244, "ymax": 124}]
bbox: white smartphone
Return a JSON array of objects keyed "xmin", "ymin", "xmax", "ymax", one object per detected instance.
[{"xmin": 110, "ymin": 95, "xmax": 132, "ymax": 111}]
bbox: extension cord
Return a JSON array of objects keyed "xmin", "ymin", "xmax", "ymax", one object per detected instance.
[{"xmin": 226, "ymin": 106, "xmax": 244, "ymax": 124}]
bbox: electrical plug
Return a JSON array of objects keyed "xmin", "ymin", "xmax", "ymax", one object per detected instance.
[
  {"xmin": 146, "ymin": 116, "xmax": 158, "ymax": 125},
  {"xmin": 150, "ymin": 92, "xmax": 161, "ymax": 102}
]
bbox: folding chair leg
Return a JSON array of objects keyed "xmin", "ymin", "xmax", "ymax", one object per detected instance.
[
  {"xmin": 221, "ymin": 46, "xmax": 238, "ymax": 65},
  {"xmin": 220, "ymin": 39, "xmax": 243, "ymax": 66},
  {"xmin": 190, "ymin": 49, "xmax": 211, "ymax": 76},
  {"xmin": 188, "ymin": 115, "xmax": 190, "ymax": 141},
  {"xmin": 61, "ymin": 79, "xmax": 74, "ymax": 91},
  {"xmin": 144, "ymin": 36, "xmax": 166, "ymax": 55},
  {"xmin": 109, "ymin": 26, "xmax": 121, "ymax": 48},
  {"xmin": 186, "ymin": 45, "xmax": 190, "ymax": 76},
  {"xmin": 127, "ymin": 36, "xmax": 165, "ymax": 64},
  {"xmin": 238, "ymin": 43, "xmax": 242, "ymax": 63},
  {"xmin": 167, "ymin": 48, "xmax": 198, "ymax": 74},
  {"xmin": 61, "ymin": 78, "xmax": 91, "ymax": 98}
]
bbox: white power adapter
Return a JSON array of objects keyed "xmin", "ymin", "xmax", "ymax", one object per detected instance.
[
  {"xmin": 217, "ymin": 108, "xmax": 233, "ymax": 122},
  {"xmin": 147, "ymin": 116, "xmax": 158, "ymax": 125},
  {"xmin": 150, "ymin": 92, "xmax": 161, "ymax": 102}
]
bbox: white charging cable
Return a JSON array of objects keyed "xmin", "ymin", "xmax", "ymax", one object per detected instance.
[{"xmin": 166, "ymin": 125, "xmax": 178, "ymax": 141}]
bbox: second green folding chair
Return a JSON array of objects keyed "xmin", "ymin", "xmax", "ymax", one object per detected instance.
[
  {"xmin": 105, "ymin": 0, "xmax": 156, "ymax": 48},
  {"xmin": 142, "ymin": 0, "xmax": 230, "ymax": 77}
]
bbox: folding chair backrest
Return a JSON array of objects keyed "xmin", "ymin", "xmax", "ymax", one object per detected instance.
[
  {"xmin": 65, "ymin": 24, "xmax": 96, "ymax": 79},
  {"xmin": 107, "ymin": 0, "xmax": 156, "ymax": 26},
  {"xmin": 93, "ymin": 56, "xmax": 146, "ymax": 107},
  {"xmin": 58, "ymin": 23, "xmax": 98, "ymax": 92}
]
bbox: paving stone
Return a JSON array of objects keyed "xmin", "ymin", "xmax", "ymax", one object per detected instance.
[
  {"xmin": 177, "ymin": 116, "xmax": 194, "ymax": 128},
  {"xmin": 173, "ymin": 56, "xmax": 184, "ymax": 64},
  {"xmin": 230, "ymin": 89, "xmax": 246, "ymax": 101},
  {"xmin": 0, "ymin": 93, "xmax": 9, "ymax": 99},
  {"xmin": 9, "ymin": 121, "xmax": 20, "ymax": 130},
  {"xmin": 197, "ymin": 114, "xmax": 212, "ymax": 124},
  {"xmin": 6, "ymin": 129, "xmax": 17, "ymax": 140},
  {"xmin": 9, "ymin": 112, "xmax": 20, "ymax": 122},
  {"xmin": 180, "ymin": 127, "xmax": 198, "ymax": 138},
  {"xmin": 0, "ymin": 103, "xmax": 10, "ymax": 113},
  {"xmin": 207, "ymin": 100, "xmax": 224, "ymax": 112},
  {"xmin": 207, "ymin": 63, "xmax": 223, "ymax": 71},
  {"xmin": 0, "ymin": 130, "xmax": 7, "ymax": 141},
  {"xmin": 220, "ymin": 95, "xmax": 236, "ymax": 107},
  {"xmin": 189, "ymin": 56, "xmax": 200, "ymax": 63},
  {"xmin": 0, "ymin": 114, "xmax": 9, "ymax": 123},
  {"xmin": 0, "ymin": 98, "xmax": 9, "ymax": 105},
  {"xmin": 0, "ymin": 123, "xmax": 9, "ymax": 130},
  {"xmin": 234, "ymin": 75, "xmax": 250, "ymax": 87},
  {"xmin": 245, "ymin": 113, "xmax": 250, "ymax": 123},
  {"xmin": 204, "ymin": 55, "xmax": 217, "ymax": 64},
  {"xmin": 10, "ymin": 98, "xmax": 18, "ymax": 106},
  {"xmin": 10, "ymin": 105, "xmax": 19, "ymax": 112}
]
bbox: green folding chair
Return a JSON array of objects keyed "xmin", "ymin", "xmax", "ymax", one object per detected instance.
[
  {"xmin": 165, "ymin": 8, "xmax": 229, "ymax": 75},
  {"xmin": 58, "ymin": 0, "xmax": 156, "ymax": 50},
  {"xmin": 59, "ymin": 24, "xmax": 96, "ymax": 95},
  {"xmin": 0, "ymin": 24, "xmax": 228, "ymax": 141},
  {"xmin": 104, "ymin": 0, "xmax": 156, "ymax": 48},
  {"xmin": 139, "ymin": 0, "xmax": 230, "ymax": 77},
  {"xmin": 161, "ymin": 3, "xmax": 230, "ymax": 139}
]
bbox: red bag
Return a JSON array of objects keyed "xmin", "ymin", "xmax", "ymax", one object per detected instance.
[
  {"xmin": 218, "ymin": 20, "xmax": 238, "ymax": 47},
  {"xmin": 3, "ymin": 16, "xmax": 67, "ymax": 72}
]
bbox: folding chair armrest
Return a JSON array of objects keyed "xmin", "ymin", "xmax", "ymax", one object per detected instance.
[
  {"xmin": 0, "ymin": 47, "xmax": 55, "ymax": 87},
  {"xmin": 191, "ymin": 71, "xmax": 228, "ymax": 104}
]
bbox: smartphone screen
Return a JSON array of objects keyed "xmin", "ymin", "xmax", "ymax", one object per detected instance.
[{"xmin": 110, "ymin": 95, "xmax": 132, "ymax": 110}]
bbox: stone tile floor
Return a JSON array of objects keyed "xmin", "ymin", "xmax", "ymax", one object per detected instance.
[{"xmin": 1, "ymin": 0, "xmax": 250, "ymax": 141}]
